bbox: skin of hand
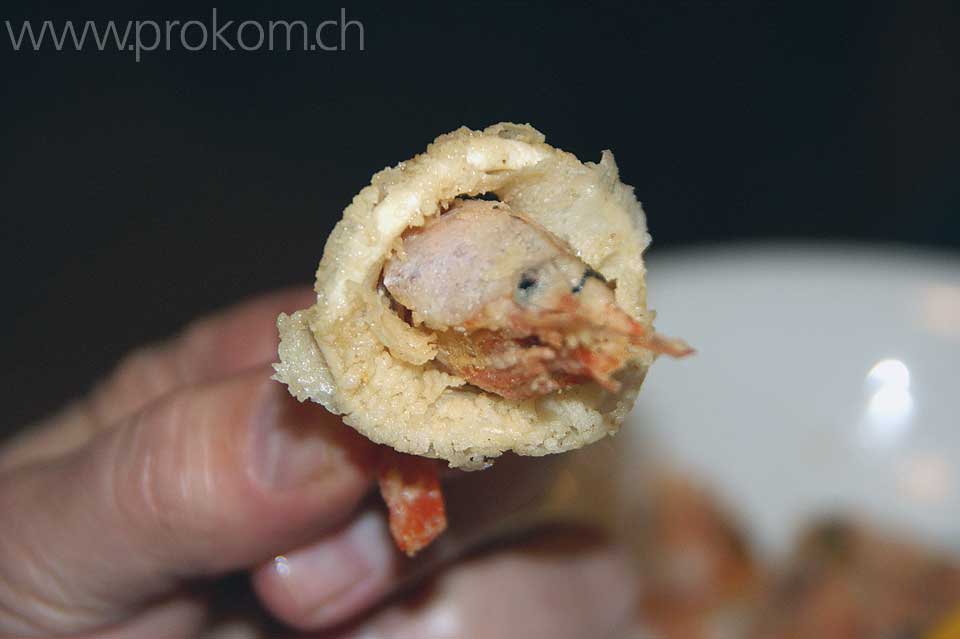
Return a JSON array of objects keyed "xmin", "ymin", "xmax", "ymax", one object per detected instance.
[{"xmin": 0, "ymin": 288, "xmax": 637, "ymax": 639}]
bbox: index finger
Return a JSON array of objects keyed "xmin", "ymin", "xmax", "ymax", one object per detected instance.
[
  {"xmin": 0, "ymin": 286, "xmax": 315, "ymax": 471},
  {"xmin": 90, "ymin": 286, "xmax": 316, "ymax": 426}
]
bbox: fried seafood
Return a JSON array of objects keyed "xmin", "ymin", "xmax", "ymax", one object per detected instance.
[{"xmin": 274, "ymin": 123, "xmax": 690, "ymax": 553}]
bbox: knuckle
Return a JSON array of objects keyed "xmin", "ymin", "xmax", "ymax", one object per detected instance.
[
  {"xmin": 116, "ymin": 345, "xmax": 174, "ymax": 393},
  {"xmin": 110, "ymin": 394, "xmax": 222, "ymax": 558},
  {"xmin": 90, "ymin": 343, "xmax": 181, "ymax": 426}
]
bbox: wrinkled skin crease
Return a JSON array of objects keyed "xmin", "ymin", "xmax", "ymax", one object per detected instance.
[{"xmin": 382, "ymin": 198, "xmax": 692, "ymax": 400}]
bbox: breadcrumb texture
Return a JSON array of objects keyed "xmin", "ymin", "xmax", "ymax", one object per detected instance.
[{"xmin": 274, "ymin": 123, "xmax": 655, "ymax": 469}]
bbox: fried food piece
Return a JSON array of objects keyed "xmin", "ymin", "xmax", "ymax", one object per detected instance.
[
  {"xmin": 274, "ymin": 123, "xmax": 684, "ymax": 470},
  {"xmin": 634, "ymin": 476, "xmax": 762, "ymax": 639},
  {"xmin": 750, "ymin": 519, "xmax": 960, "ymax": 639}
]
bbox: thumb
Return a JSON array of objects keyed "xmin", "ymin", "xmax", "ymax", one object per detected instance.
[{"xmin": 0, "ymin": 366, "xmax": 375, "ymax": 637}]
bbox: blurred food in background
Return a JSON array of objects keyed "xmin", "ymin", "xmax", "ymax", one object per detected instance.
[
  {"xmin": 752, "ymin": 518, "xmax": 960, "ymax": 639},
  {"xmin": 631, "ymin": 472, "xmax": 960, "ymax": 639},
  {"xmin": 635, "ymin": 475, "xmax": 762, "ymax": 639}
]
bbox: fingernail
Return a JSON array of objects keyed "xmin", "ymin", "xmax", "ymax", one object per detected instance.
[
  {"xmin": 274, "ymin": 511, "xmax": 394, "ymax": 626},
  {"xmin": 250, "ymin": 384, "xmax": 332, "ymax": 490}
]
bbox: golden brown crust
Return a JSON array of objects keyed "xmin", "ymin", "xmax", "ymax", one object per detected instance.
[{"xmin": 274, "ymin": 123, "xmax": 654, "ymax": 469}]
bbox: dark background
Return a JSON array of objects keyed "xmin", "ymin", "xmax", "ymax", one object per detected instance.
[{"xmin": 1, "ymin": 1, "xmax": 957, "ymax": 431}]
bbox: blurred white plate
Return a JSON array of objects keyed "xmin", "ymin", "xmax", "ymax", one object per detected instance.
[{"xmin": 622, "ymin": 243, "xmax": 960, "ymax": 557}]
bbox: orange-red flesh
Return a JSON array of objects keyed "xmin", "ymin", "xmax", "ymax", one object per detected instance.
[
  {"xmin": 377, "ymin": 452, "xmax": 448, "ymax": 556},
  {"xmin": 437, "ymin": 292, "xmax": 694, "ymax": 400}
]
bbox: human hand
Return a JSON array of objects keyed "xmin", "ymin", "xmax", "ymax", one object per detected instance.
[{"xmin": 0, "ymin": 288, "xmax": 636, "ymax": 638}]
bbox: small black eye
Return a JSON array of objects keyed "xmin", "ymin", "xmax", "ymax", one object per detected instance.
[
  {"xmin": 585, "ymin": 268, "xmax": 606, "ymax": 283},
  {"xmin": 571, "ymin": 268, "xmax": 606, "ymax": 293},
  {"xmin": 517, "ymin": 272, "xmax": 537, "ymax": 291}
]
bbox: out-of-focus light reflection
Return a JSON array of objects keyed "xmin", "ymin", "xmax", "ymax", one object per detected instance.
[
  {"xmin": 899, "ymin": 452, "xmax": 953, "ymax": 505},
  {"xmin": 866, "ymin": 358, "xmax": 910, "ymax": 391},
  {"xmin": 867, "ymin": 385, "xmax": 914, "ymax": 422},
  {"xmin": 860, "ymin": 358, "xmax": 914, "ymax": 449},
  {"xmin": 921, "ymin": 283, "xmax": 960, "ymax": 340},
  {"xmin": 273, "ymin": 555, "xmax": 291, "ymax": 577}
]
